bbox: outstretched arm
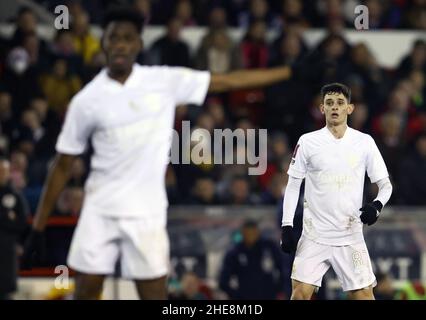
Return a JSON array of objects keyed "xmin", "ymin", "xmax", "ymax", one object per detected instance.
[
  {"xmin": 32, "ymin": 153, "xmax": 76, "ymax": 231},
  {"xmin": 208, "ymin": 66, "xmax": 292, "ymax": 93}
]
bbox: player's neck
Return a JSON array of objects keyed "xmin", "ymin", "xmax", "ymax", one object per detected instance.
[
  {"xmin": 107, "ymin": 68, "xmax": 133, "ymax": 84},
  {"xmin": 326, "ymin": 123, "xmax": 348, "ymax": 139}
]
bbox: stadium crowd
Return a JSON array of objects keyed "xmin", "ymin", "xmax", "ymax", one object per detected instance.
[{"xmin": 0, "ymin": 0, "xmax": 425, "ymax": 217}]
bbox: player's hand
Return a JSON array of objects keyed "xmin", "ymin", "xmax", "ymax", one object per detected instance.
[
  {"xmin": 280, "ymin": 226, "xmax": 296, "ymax": 254},
  {"xmin": 21, "ymin": 229, "xmax": 46, "ymax": 269},
  {"xmin": 359, "ymin": 200, "xmax": 383, "ymax": 226}
]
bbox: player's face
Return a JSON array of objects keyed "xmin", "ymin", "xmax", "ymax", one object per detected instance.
[
  {"xmin": 103, "ymin": 21, "xmax": 142, "ymax": 74},
  {"xmin": 320, "ymin": 93, "xmax": 354, "ymax": 126}
]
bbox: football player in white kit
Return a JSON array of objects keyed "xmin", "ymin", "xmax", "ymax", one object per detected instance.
[
  {"xmin": 22, "ymin": 7, "xmax": 292, "ymax": 299},
  {"xmin": 280, "ymin": 83, "xmax": 393, "ymax": 300}
]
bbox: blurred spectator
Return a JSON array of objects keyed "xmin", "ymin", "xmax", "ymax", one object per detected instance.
[
  {"xmin": 174, "ymin": 0, "xmax": 197, "ymax": 26},
  {"xmin": 238, "ymin": 0, "xmax": 280, "ymax": 30},
  {"xmin": 260, "ymin": 172, "xmax": 286, "ymax": 205},
  {"xmin": 49, "ymin": 29, "xmax": 84, "ymax": 77},
  {"xmin": 375, "ymin": 112, "xmax": 405, "ymax": 184},
  {"xmin": 0, "ymin": 90, "xmax": 16, "ymax": 140},
  {"xmin": 395, "ymin": 280, "xmax": 426, "ymax": 300},
  {"xmin": 397, "ymin": 39, "xmax": 426, "ymax": 79},
  {"xmin": 9, "ymin": 150, "xmax": 27, "ymax": 192},
  {"xmin": 169, "ymin": 271, "xmax": 212, "ymax": 300},
  {"xmin": 189, "ymin": 177, "xmax": 220, "ymax": 205},
  {"xmin": 374, "ymin": 272, "xmax": 396, "ymax": 300},
  {"xmin": 0, "ymin": 157, "xmax": 29, "ymax": 300},
  {"xmin": 148, "ymin": 18, "xmax": 191, "ymax": 67},
  {"xmin": 240, "ymin": 20, "xmax": 269, "ymax": 69},
  {"xmin": 10, "ymin": 7, "xmax": 38, "ymax": 47},
  {"xmin": 133, "ymin": 0, "xmax": 152, "ymax": 25},
  {"xmin": 226, "ymin": 176, "xmax": 256, "ymax": 205},
  {"xmin": 401, "ymin": 0, "xmax": 426, "ymax": 30},
  {"xmin": 398, "ymin": 132, "xmax": 426, "ymax": 205},
  {"xmin": 1, "ymin": 47, "xmax": 43, "ymax": 116},
  {"xmin": 219, "ymin": 219, "xmax": 284, "ymax": 299},
  {"xmin": 349, "ymin": 102, "xmax": 369, "ymax": 131},
  {"xmin": 71, "ymin": 10, "xmax": 101, "ymax": 65},
  {"xmin": 196, "ymin": 29, "xmax": 241, "ymax": 73},
  {"xmin": 40, "ymin": 57, "xmax": 82, "ymax": 116}
]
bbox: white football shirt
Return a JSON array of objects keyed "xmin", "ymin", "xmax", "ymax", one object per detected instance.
[
  {"xmin": 288, "ymin": 126, "xmax": 389, "ymax": 245},
  {"xmin": 56, "ymin": 64, "xmax": 210, "ymax": 224}
]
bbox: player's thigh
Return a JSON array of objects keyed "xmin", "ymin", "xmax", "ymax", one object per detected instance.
[
  {"xmin": 134, "ymin": 275, "xmax": 168, "ymax": 300},
  {"xmin": 67, "ymin": 210, "xmax": 121, "ymax": 275},
  {"xmin": 119, "ymin": 219, "xmax": 170, "ymax": 280},
  {"xmin": 291, "ymin": 236, "xmax": 331, "ymax": 290},
  {"xmin": 74, "ymin": 273, "xmax": 105, "ymax": 300},
  {"xmin": 331, "ymin": 241, "xmax": 376, "ymax": 292}
]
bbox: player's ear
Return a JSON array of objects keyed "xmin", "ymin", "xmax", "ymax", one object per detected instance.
[
  {"xmin": 319, "ymin": 104, "xmax": 325, "ymax": 114},
  {"xmin": 347, "ymin": 103, "xmax": 355, "ymax": 115}
]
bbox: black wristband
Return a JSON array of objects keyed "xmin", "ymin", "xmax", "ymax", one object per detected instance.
[{"xmin": 372, "ymin": 200, "xmax": 383, "ymax": 212}]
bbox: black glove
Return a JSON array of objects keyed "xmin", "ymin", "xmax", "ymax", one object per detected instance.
[
  {"xmin": 359, "ymin": 200, "xmax": 383, "ymax": 226},
  {"xmin": 21, "ymin": 229, "xmax": 46, "ymax": 269},
  {"xmin": 280, "ymin": 226, "xmax": 296, "ymax": 254}
]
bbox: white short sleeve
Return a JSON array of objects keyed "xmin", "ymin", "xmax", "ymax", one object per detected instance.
[
  {"xmin": 55, "ymin": 96, "xmax": 95, "ymax": 155},
  {"xmin": 366, "ymin": 135, "xmax": 389, "ymax": 183},
  {"xmin": 287, "ymin": 137, "xmax": 307, "ymax": 179},
  {"xmin": 169, "ymin": 67, "xmax": 211, "ymax": 106}
]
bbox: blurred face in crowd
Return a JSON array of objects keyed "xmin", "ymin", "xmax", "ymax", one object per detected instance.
[
  {"xmin": 103, "ymin": 21, "xmax": 142, "ymax": 76},
  {"xmin": 242, "ymin": 224, "xmax": 260, "ymax": 247},
  {"xmin": 175, "ymin": 0, "xmax": 193, "ymax": 23},
  {"xmin": 53, "ymin": 59, "xmax": 68, "ymax": 78},
  {"xmin": 0, "ymin": 159, "xmax": 11, "ymax": 186},
  {"xmin": 250, "ymin": 0, "xmax": 268, "ymax": 19},
  {"xmin": 167, "ymin": 18, "xmax": 183, "ymax": 42},
  {"xmin": 412, "ymin": 43, "xmax": 425, "ymax": 68},
  {"xmin": 196, "ymin": 113, "xmax": 215, "ymax": 132},
  {"xmin": 22, "ymin": 109, "xmax": 41, "ymax": 130},
  {"xmin": 10, "ymin": 151, "xmax": 28, "ymax": 172},
  {"xmin": 207, "ymin": 102, "xmax": 226, "ymax": 127},
  {"xmin": 30, "ymin": 97, "xmax": 48, "ymax": 120},
  {"xmin": 72, "ymin": 11, "xmax": 90, "ymax": 36},
  {"xmin": 209, "ymin": 7, "xmax": 227, "ymax": 29},
  {"xmin": 248, "ymin": 21, "xmax": 267, "ymax": 42},
  {"xmin": 349, "ymin": 102, "xmax": 368, "ymax": 130},
  {"xmin": 231, "ymin": 178, "xmax": 250, "ymax": 204},
  {"xmin": 283, "ymin": 0, "xmax": 303, "ymax": 18},
  {"xmin": 0, "ymin": 92, "xmax": 12, "ymax": 119},
  {"xmin": 134, "ymin": 0, "xmax": 151, "ymax": 17},
  {"xmin": 380, "ymin": 113, "xmax": 402, "ymax": 140},
  {"xmin": 324, "ymin": 37, "xmax": 345, "ymax": 59},
  {"xmin": 18, "ymin": 10, "xmax": 37, "ymax": 33},
  {"xmin": 320, "ymin": 92, "xmax": 354, "ymax": 127},
  {"xmin": 181, "ymin": 272, "xmax": 200, "ymax": 298},
  {"xmin": 194, "ymin": 178, "xmax": 215, "ymax": 202},
  {"xmin": 281, "ymin": 33, "xmax": 301, "ymax": 60}
]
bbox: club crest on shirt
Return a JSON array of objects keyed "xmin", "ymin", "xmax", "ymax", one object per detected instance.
[{"xmin": 2, "ymin": 194, "xmax": 16, "ymax": 208}]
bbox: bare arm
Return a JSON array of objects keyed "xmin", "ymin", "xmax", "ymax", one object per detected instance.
[
  {"xmin": 32, "ymin": 153, "xmax": 76, "ymax": 231},
  {"xmin": 208, "ymin": 65, "xmax": 292, "ymax": 93}
]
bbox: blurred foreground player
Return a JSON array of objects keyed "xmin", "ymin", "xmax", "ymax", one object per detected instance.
[
  {"xmin": 280, "ymin": 83, "xmax": 393, "ymax": 300},
  {"xmin": 22, "ymin": 7, "xmax": 292, "ymax": 299}
]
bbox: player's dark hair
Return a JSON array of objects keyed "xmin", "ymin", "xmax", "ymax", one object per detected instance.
[
  {"xmin": 102, "ymin": 6, "xmax": 145, "ymax": 34},
  {"xmin": 321, "ymin": 83, "xmax": 351, "ymax": 102}
]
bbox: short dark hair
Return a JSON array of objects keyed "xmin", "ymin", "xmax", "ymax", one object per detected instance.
[
  {"xmin": 102, "ymin": 6, "xmax": 145, "ymax": 34},
  {"xmin": 321, "ymin": 83, "xmax": 351, "ymax": 102}
]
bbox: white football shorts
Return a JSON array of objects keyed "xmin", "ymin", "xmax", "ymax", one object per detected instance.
[
  {"xmin": 291, "ymin": 235, "xmax": 376, "ymax": 291},
  {"xmin": 67, "ymin": 208, "xmax": 169, "ymax": 280}
]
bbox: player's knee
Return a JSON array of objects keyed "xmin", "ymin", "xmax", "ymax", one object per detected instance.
[
  {"xmin": 348, "ymin": 287, "xmax": 374, "ymax": 300},
  {"xmin": 291, "ymin": 287, "xmax": 312, "ymax": 300}
]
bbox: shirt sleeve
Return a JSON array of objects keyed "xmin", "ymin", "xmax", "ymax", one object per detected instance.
[
  {"xmin": 168, "ymin": 67, "xmax": 211, "ymax": 106},
  {"xmin": 55, "ymin": 96, "xmax": 95, "ymax": 155},
  {"xmin": 287, "ymin": 136, "xmax": 307, "ymax": 179},
  {"xmin": 366, "ymin": 135, "xmax": 389, "ymax": 183}
]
